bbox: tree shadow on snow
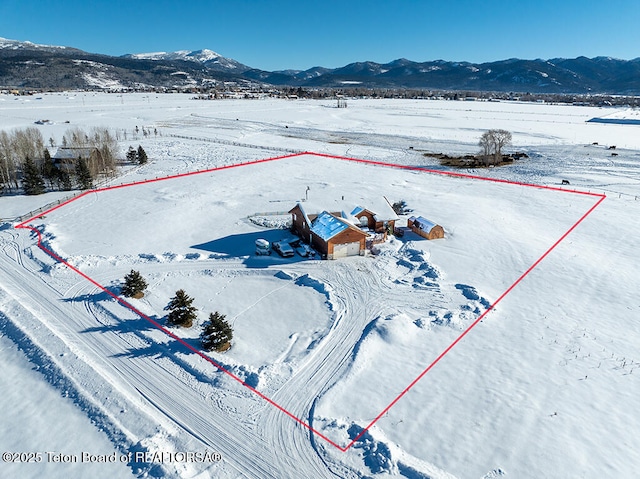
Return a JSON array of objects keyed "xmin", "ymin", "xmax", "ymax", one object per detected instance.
[
  {"xmin": 80, "ymin": 314, "xmax": 160, "ymax": 335},
  {"xmin": 192, "ymin": 230, "xmax": 309, "ymax": 269},
  {"xmin": 112, "ymin": 334, "xmax": 229, "ymax": 388},
  {"xmin": 62, "ymin": 287, "xmax": 118, "ymax": 304}
]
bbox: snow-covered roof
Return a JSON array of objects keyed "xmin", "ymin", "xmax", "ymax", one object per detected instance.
[
  {"xmin": 351, "ymin": 206, "xmax": 365, "ymax": 216},
  {"xmin": 310, "ymin": 211, "xmax": 351, "ymax": 241},
  {"xmin": 292, "ymin": 197, "xmax": 397, "ymax": 231},
  {"xmin": 291, "ymin": 202, "xmax": 313, "ymax": 226},
  {"xmin": 351, "ymin": 197, "xmax": 399, "ymax": 222},
  {"xmin": 53, "ymin": 146, "xmax": 97, "ymax": 160},
  {"xmin": 410, "ymin": 216, "xmax": 438, "ymax": 233}
]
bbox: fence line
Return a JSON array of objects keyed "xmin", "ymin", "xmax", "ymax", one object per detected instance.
[
  {"xmin": 4, "ymin": 164, "xmax": 145, "ymax": 224},
  {"xmin": 167, "ymin": 133, "xmax": 302, "ymax": 155},
  {"xmin": 247, "ymin": 211, "xmax": 291, "ymax": 218}
]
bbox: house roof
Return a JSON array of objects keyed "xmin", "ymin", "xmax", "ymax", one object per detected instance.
[
  {"xmin": 53, "ymin": 147, "xmax": 98, "ymax": 160},
  {"xmin": 310, "ymin": 211, "xmax": 367, "ymax": 241},
  {"xmin": 351, "ymin": 197, "xmax": 399, "ymax": 222},
  {"xmin": 289, "ymin": 202, "xmax": 312, "ymax": 226},
  {"xmin": 410, "ymin": 216, "xmax": 439, "ymax": 233},
  {"xmin": 310, "ymin": 212, "xmax": 349, "ymax": 241}
]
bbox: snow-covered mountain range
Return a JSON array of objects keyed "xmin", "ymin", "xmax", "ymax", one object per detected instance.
[{"xmin": 1, "ymin": 37, "xmax": 640, "ymax": 93}]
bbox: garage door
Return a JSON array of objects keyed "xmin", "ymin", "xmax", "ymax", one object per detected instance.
[{"xmin": 333, "ymin": 241, "xmax": 361, "ymax": 259}]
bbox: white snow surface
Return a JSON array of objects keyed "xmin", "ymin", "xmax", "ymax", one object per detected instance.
[{"xmin": 1, "ymin": 94, "xmax": 639, "ymax": 479}]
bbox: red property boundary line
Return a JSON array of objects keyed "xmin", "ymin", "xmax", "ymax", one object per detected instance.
[{"xmin": 14, "ymin": 151, "xmax": 606, "ymax": 452}]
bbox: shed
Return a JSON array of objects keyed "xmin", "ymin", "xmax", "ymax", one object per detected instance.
[
  {"xmin": 309, "ymin": 211, "xmax": 368, "ymax": 259},
  {"xmin": 408, "ymin": 216, "xmax": 444, "ymax": 240}
]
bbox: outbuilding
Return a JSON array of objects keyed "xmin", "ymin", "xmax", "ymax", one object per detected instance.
[{"xmin": 408, "ymin": 216, "xmax": 444, "ymax": 240}]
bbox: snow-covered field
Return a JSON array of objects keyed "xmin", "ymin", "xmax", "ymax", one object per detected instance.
[{"xmin": 1, "ymin": 93, "xmax": 639, "ymax": 479}]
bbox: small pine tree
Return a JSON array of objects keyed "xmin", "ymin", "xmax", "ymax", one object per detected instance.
[
  {"xmin": 126, "ymin": 146, "xmax": 137, "ymax": 163},
  {"xmin": 41, "ymin": 149, "xmax": 58, "ymax": 189},
  {"xmin": 75, "ymin": 157, "xmax": 93, "ymax": 190},
  {"xmin": 137, "ymin": 145, "xmax": 148, "ymax": 165},
  {"xmin": 121, "ymin": 270, "xmax": 148, "ymax": 298},
  {"xmin": 57, "ymin": 168, "xmax": 73, "ymax": 191},
  {"xmin": 22, "ymin": 156, "xmax": 46, "ymax": 195},
  {"xmin": 165, "ymin": 289, "xmax": 197, "ymax": 328},
  {"xmin": 201, "ymin": 312, "xmax": 233, "ymax": 352},
  {"xmin": 392, "ymin": 200, "xmax": 408, "ymax": 215}
]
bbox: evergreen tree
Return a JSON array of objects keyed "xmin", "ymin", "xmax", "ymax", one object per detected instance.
[
  {"xmin": 121, "ymin": 270, "xmax": 148, "ymax": 298},
  {"xmin": 57, "ymin": 168, "xmax": 73, "ymax": 191},
  {"xmin": 137, "ymin": 145, "xmax": 148, "ymax": 165},
  {"xmin": 75, "ymin": 156, "xmax": 93, "ymax": 190},
  {"xmin": 22, "ymin": 156, "xmax": 46, "ymax": 195},
  {"xmin": 392, "ymin": 200, "xmax": 408, "ymax": 215},
  {"xmin": 41, "ymin": 149, "xmax": 58, "ymax": 189},
  {"xmin": 201, "ymin": 312, "xmax": 233, "ymax": 352},
  {"xmin": 165, "ymin": 289, "xmax": 197, "ymax": 328},
  {"xmin": 126, "ymin": 146, "xmax": 137, "ymax": 163}
]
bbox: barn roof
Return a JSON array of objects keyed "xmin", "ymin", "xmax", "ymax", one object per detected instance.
[{"xmin": 410, "ymin": 216, "xmax": 439, "ymax": 233}]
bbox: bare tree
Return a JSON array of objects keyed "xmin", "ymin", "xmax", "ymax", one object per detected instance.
[
  {"xmin": 0, "ymin": 128, "xmax": 45, "ymax": 192},
  {"xmin": 493, "ymin": 129, "xmax": 512, "ymax": 159},
  {"xmin": 478, "ymin": 129, "xmax": 512, "ymax": 165},
  {"xmin": 13, "ymin": 128, "xmax": 44, "ymax": 176},
  {"xmin": 478, "ymin": 131, "xmax": 493, "ymax": 164},
  {"xmin": 0, "ymin": 131, "xmax": 17, "ymax": 191}
]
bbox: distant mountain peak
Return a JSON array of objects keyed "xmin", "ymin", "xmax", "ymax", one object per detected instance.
[
  {"xmin": 121, "ymin": 48, "xmax": 249, "ymax": 72},
  {"xmin": 0, "ymin": 36, "xmax": 70, "ymax": 51},
  {"xmin": 125, "ymin": 49, "xmax": 222, "ymax": 61}
]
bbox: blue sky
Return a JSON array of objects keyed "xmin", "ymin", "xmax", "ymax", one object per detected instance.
[{"xmin": 1, "ymin": 0, "xmax": 638, "ymax": 71}]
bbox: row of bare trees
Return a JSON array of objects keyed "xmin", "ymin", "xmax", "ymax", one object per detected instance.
[{"xmin": 0, "ymin": 126, "xmax": 119, "ymax": 194}]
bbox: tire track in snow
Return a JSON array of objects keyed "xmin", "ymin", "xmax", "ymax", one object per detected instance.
[
  {"xmin": 0, "ymin": 230, "xmax": 292, "ymax": 478},
  {"xmin": 257, "ymin": 260, "xmax": 384, "ymax": 475}
]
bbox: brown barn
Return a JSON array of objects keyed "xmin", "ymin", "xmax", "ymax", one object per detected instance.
[
  {"xmin": 408, "ymin": 216, "xmax": 444, "ymax": 240},
  {"xmin": 309, "ymin": 211, "xmax": 368, "ymax": 259}
]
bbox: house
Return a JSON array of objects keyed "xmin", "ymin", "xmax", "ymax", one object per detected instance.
[
  {"xmin": 289, "ymin": 203, "xmax": 368, "ymax": 259},
  {"xmin": 53, "ymin": 146, "xmax": 100, "ymax": 172},
  {"xmin": 408, "ymin": 216, "xmax": 444, "ymax": 240},
  {"xmin": 309, "ymin": 211, "xmax": 368, "ymax": 259}
]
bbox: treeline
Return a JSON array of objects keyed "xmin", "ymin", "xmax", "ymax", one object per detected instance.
[{"xmin": 0, "ymin": 126, "xmax": 119, "ymax": 195}]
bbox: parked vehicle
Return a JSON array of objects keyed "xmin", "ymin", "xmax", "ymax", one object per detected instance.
[
  {"xmin": 255, "ymin": 238, "xmax": 271, "ymax": 256},
  {"xmin": 272, "ymin": 241, "xmax": 295, "ymax": 258},
  {"xmin": 295, "ymin": 244, "xmax": 313, "ymax": 257},
  {"xmin": 289, "ymin": 239, "xmax": 313, "ymax": 258}
]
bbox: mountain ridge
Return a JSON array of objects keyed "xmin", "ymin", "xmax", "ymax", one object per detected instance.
[{"xmin": 1, "ymin": 37, "xmax": 639, "ymax": 94}]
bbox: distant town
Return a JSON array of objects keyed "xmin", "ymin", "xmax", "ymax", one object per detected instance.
[{"xmin": 3, "ymin": 86, "xmax": 639, "ymax": 108}]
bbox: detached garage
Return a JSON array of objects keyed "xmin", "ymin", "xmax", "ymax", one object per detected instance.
[{"xmin": 310, "ymin": 211, "xmax": 368, "ymax": 259}]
